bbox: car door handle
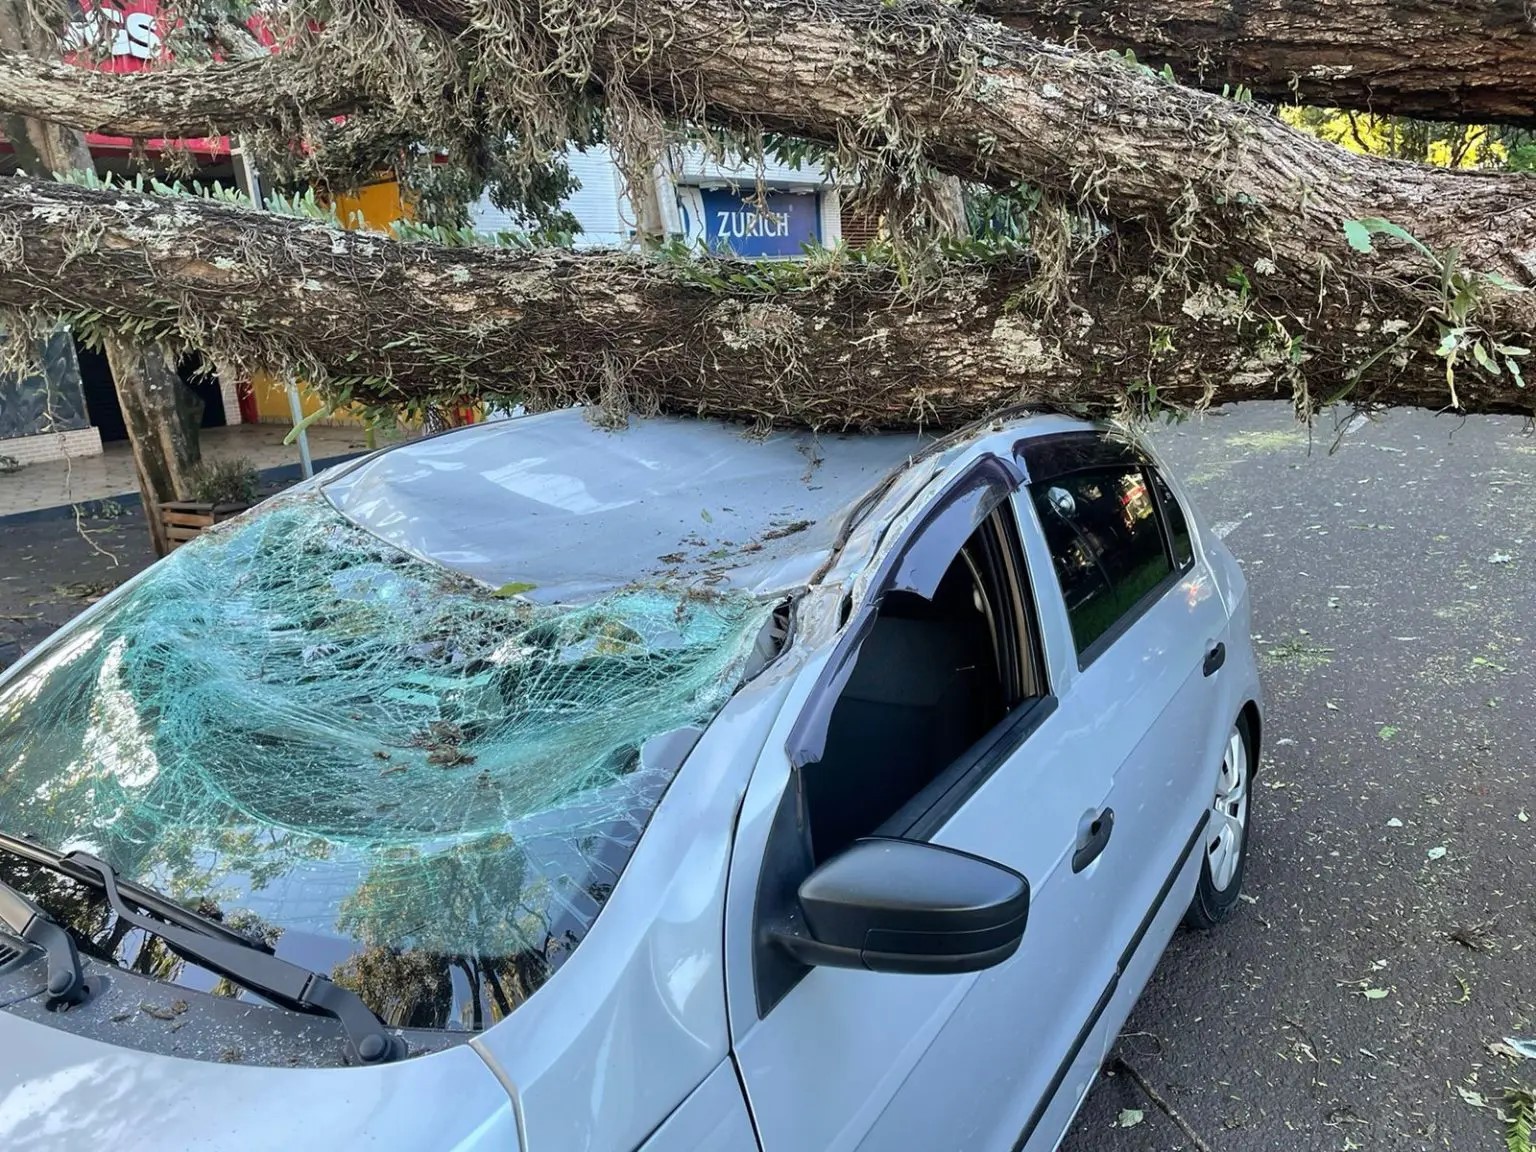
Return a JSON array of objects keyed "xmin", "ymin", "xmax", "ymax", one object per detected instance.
[
  {"xmin": 1072, "ymin": 808, "xmax": 1114, "ymax": 873},
  {"xmin": 1203, "ymin": 642, "xmax": 1226, "ymax": 677}
]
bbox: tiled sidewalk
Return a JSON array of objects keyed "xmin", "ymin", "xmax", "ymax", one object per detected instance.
[{"xmin": 0, "ymin": 423, "xmax": 378, "ymax": 518}]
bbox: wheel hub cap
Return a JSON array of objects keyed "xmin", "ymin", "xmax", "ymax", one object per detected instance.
[{"xmin": 1206, "ymin": 728, "xmax": 1249, "ymax": 891}]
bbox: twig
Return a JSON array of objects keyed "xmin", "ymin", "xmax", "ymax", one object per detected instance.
[
  {"xmin": 72, "ymin": 502, "xmax": 121, "ymax": 567},
  {"xmin": 1110, "ymin": 1057, "xmax": 1215, "ymax": 1152}
]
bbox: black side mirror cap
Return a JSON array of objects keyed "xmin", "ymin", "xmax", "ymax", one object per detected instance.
[{"xmin": 770, "ymin": 837, "xmax": 1029, "ymax": 976}]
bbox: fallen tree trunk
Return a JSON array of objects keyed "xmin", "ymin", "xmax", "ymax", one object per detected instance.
[
  {"xmin": 1, "ymin": 176, "xmax": 1528, "ymax": 428},
  {"xmin": 4, "ymin": 0, "xmax": 1534, "ymax": 302},
  {"xmin": 518, "ymin": 0, "xmax": 1536, "ymax": 279},
  {"xmin": 969, "ymin": 0, "xmax": 1536, "ymax": 128},
  {"xmin": 385, "ymin": 0, "xmax": 1536, "ymax": 398},
  {"xmin": 4, "ymin": 2, "xmax": 1533, "ymax": 344},
  {"xmin": 1, "ymin": 0, "xmax": 1532, "ymax": 424}
]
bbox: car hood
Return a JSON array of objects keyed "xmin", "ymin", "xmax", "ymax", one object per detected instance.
[{"xmin": 0, "ymin": 1009, "xmax": 518, "ymax": 1152}]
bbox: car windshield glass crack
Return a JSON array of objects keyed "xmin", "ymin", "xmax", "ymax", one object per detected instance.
[{"xmin": 0, "ymin": 492, "xmax": 771, "ymax": 1031}]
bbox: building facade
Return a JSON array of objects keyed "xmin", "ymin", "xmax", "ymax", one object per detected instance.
[{"xmin": 469, "ymin": 144, "xmax": 850, "ymax": 257}]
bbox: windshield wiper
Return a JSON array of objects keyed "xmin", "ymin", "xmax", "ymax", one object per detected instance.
[
  {"xmin": 0, "ymin": 832, "xmax": 402, "ymax": 1064},
  {"xmin": 0, "ymin": 880, "xmax": 86, "ymax": 1005},
  {"xmin": 0, "ymin": 830, "xmax": 274, "ymax": 954}
]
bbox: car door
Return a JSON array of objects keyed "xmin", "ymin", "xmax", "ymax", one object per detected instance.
[
  {"xmin": 723, "ymin": 458, "xmax": 1126, "ymax": 1152},
  {"xmin": 1018, "ymin": 435, "xmax": 1231, "ymax": 1043}
]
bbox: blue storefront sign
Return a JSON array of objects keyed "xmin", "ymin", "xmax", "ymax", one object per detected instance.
[{"xmin": 699, "ymin": 188, "xmax": 821, "ymax": 257}]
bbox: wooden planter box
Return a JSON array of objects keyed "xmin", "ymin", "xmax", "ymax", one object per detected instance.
[{"xmin": 160, "ymin": 501, "xmax": 251, "ymax": 550}]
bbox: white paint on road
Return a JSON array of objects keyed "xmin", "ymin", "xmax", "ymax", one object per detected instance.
[{"xmin": 1213, "ymin": 519, "xmax": 1241, "ymax": 539}]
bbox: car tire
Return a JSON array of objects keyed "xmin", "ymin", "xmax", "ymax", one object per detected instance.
[{"xmin": 1184, "ymin": 713, "xmax": 1254, "ymax": 930}]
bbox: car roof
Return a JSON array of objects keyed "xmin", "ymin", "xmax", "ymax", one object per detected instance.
[{"xmin": 319, "ymin": 409, "xmax": 939, "ymax": 604}]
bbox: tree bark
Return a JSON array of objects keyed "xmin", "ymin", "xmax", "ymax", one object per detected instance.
[
  {"xmin": 929, "ymin": 175, "xmax": 971, "ymax": 237},
  {"xmin": 103, "ymin": 338, "xmax": 201, "ymax": 554},
  {"xmin": 969, "ymin": 0, "xmax": 1536, "ymax": 128},
  {"xmin": 1, "ymin": 175, "xmax": 1528, "ymax": 432},
  {"xmin": 545, "ymin": 0, "xmax": 1536, "ymax": 275},
  {"xmin": 5, "ymin": 1, "xmax": 1534, "ymax": 138},
  {"xmin": 0, "ymin": 45, "xmax": 364, "ymax": 139},
  {"xmin": 1, "ymin": 0, "xmax": 1533, "ymax": 428}
]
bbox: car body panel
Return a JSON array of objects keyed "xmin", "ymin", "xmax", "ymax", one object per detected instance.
[
  {"xmin": 320, "ymin": 411, "xmax": 932, "ymax": 604},
  {"xmin": 466, "ymin": 672, "xmax": 794, "ymax": 1152},
  {"xmin": 635, "ymin": 1059, "xmax": 757, "ymax": 1152},
  {"xmin": 0, "ymin": 1011, "xmax": 518, "ymax": 1152}
]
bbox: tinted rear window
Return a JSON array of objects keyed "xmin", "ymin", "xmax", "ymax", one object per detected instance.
[
  {"xmin": 1150, "ymin": 469, "xmax": 1194, "ymax": 568},
  {"xmin": 1030, "ymin": 468, "xmax": 1172, "ymax": 656}
]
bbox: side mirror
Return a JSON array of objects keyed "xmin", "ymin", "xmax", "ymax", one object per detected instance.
[{"xmin": 771, "ymin": 837, "xmax": 1029, "ymax": 975}]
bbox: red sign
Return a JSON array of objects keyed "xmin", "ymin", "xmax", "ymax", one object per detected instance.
[{"xmin": 58, "ymin": 1, "xmax": 276, "ymax": 157}]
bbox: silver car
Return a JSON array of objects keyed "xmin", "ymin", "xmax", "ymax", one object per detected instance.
[{"xmin": 0, "ymin": 409, "xmax": 1261, "ymax": 1151}]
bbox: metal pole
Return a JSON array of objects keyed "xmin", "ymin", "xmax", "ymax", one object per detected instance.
[
  {"xmin": 285, "ymin": 376, "xmax": 314, "ymax": 479},
  {"xmin": 235, "ymin": 136, "xmax": 314, "ymax": 478}
]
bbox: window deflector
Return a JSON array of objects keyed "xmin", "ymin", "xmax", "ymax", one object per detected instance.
[{"xmin": 786, "ymin": 456, "xmax": 1018, "ymax": 770}]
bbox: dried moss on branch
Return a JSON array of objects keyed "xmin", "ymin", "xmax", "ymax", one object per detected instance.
[{"xmin": 1, "ymin": 176, "xmax": 1530, "ymax": 428}]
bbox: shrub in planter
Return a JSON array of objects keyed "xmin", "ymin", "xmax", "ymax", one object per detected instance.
[
  {"xmin": 160, "ymin": 457, "xmax": 260, "ymax": 550},
  {"xmin": 189, "ymin": 457, "xmax": 260, "ymax": 506}
]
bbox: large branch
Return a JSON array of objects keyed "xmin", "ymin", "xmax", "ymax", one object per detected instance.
[
  {"xmin": 568, "ymin": 0, "xmax": 1536, "ymax": 274},
  {"xmin": 0, "ymin": 46, "xmax": 364, "ymax": 139},
  {"xmin": 1, "ymin": 176, "xmax": 1528, "ymax": 428},
  {"xmin": 395, "ymin": 0, "xmax": 1535, "ymax": 394},
  {"xmin": 2, "ymin": 0, "xmax": 1533, "ymax": 420},
  {"xmin": 969, "ymin": 0, "xmax": 1536, "ymax": 127}
]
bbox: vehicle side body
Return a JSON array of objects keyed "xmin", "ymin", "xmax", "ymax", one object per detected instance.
[{"xmin": 0, "ymin": 410, "xmax": 1259, "ymax": 1152}]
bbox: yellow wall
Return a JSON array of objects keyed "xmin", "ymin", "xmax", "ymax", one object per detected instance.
[
  {"xmin": 252, "ymin": 179, "xmax": 410, "ymax": 425},
  {"xmin": 335, "ymin": 181, "xmax": 412, "ymax": 232},
  {"xmin": 250, "ymin": 369, "xmax": 355, "ymax": 425}
]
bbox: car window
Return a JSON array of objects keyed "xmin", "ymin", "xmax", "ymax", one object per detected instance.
[
  {"xmin": 1149, "ymin": 469, "xmax": 1194, "ymax": 569},
  {"xmin": 1030, "ymin": 467, "xmax": 1172, "ymax": 657},
  {"xmin": 799, "ymin": 506, "xmax": 1046, "ymax": 863}
]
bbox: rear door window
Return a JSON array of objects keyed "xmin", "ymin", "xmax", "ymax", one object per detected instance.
[
  {"xmin": 1030, "ymin": 467, "xmax": 1172, "ymax": 658},
  {"xmin": 1149, "ymin": 469, "xmax": 1194, "ymax": 569}
]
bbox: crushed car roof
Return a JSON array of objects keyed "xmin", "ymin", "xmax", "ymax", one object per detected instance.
[{"xmin": 321, "ymin": 410, "xmax": 935, "ymax": 603}]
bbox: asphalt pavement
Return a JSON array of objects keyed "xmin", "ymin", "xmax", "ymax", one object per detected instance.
[
  {"xmin": 0, "ymin": 496, "xmax": 156, "ymax": 662},
  {"xmin": 1, "ymin": 403, "xmax": 1532, "ymax": 1150},
  {"xmin": 1062, "ymin": 402, "xmax": 1536, "ymax": 1152}
]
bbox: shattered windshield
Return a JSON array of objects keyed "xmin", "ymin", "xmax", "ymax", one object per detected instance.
[{"xmin": 0, "ymin": 493, "xmax": 771, "ymax": 1031}]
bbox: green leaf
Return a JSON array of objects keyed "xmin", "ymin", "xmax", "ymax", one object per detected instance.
[
  {"xmin": 493, "ymin": 581, "xmax": 538, "ymax": 598},
  {"xmin": 1343, "ymin": 219, "xmax": 1375, "ymax": 253},
  {"xmin": 282, "ymin": 402, "xmax": 334, "ymax": 445},
  {"xmin": 1343, "ymin": 217, "xmax": 1433, "ymax": 259},
  {"xmin": 1505, "ymin": 1086, "xmax": 1533, "ymax": 1152},
  {"xmin": 1483, "ymin": 271, "xmax": 1529, "ymax": 293},
  {"xmin": 1361, "ymin": 987, "xmax": 1389, "ymax": 1000},
  {"xmin": 1117, "ymin": 1108, "xmax": 1145, "ymax": 1128},
  {"xmin": 1473, "ymin": 341, "xmax": 1499, "ymax": 375}
]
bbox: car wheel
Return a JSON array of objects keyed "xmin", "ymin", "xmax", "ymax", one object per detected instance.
[{"xmin": 1184, "ymin": 714, "xmax": 1254, "ymax": 929}]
